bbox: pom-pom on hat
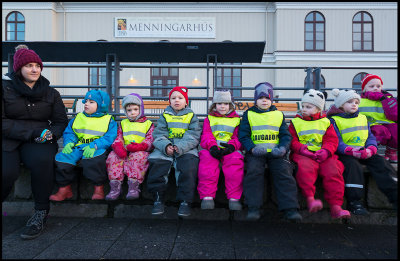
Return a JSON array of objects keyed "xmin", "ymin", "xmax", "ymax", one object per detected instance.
[
  {"xmin": 212, "ymin": 90, "xmax": 235, "ymax": 108},
  {"xmin": 331, "ymin": 88, "xmax": 361, "ymax": 109},
  {"xmin": 254, "ymin": 82, "xmax": 274, "ymax": 103},
  {"xmin": 82, "ymin": 89, "xmax": 110, "ymax": 113},
  {"xmin": 169, "ymin": 86, "xmax": 189, "ymax": 105},
  {"xmin": 361, "ymin": 74, "xmax": 383, "ymax": 92},
  {"xmin": 122, "ymin": 93, "xmax": 144, "ymax": 121},
  {"xmin": 301, "ymin": 89, "xmax": 326, "ymax": 111},
  {"xmin": 13, "ymin": 44, "xmax": 43, "ymax": 73}
]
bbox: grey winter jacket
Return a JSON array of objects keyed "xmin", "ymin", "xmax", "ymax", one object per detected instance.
[{"xmin": 148, "ymin": 106, "xmax": 201, "ymax": 161}]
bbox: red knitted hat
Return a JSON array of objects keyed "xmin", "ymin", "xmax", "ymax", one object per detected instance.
[
  {"xmin": 361, "ymin": 74, "xmax": 383, "ymax": 92},
  {"xmin": 13, "ymin": 45, "xmax": 43, "ymax": 72},
  {"xmin": 169, "ymin": 86, "xmax": 189, "ymax": 105}
]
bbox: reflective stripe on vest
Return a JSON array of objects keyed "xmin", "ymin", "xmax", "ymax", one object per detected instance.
[
  {"xmin": 359, "ymin": 98, "xmax": 395, "ymax": 126},
  {"xmin": 163, "ymin": 112, "xmax": 194, "ymax": 139},
  {"xmin": 291, "ymin": 117, "xmax": 331, "ymax": 151},
  {"xmin": 248, "ymin": 110, "xmax": 283, "ymax": 152},
  {"xmin": 72, "ymin": 113, "xmax": 112, "ymax": 146},
  {"xmin": 331, "ymin": 114, "xmax": 369, "ymax": 149},
  {"xmin": 121, "ymin": 119, "xmax": 152, "ymax": 145},
  {"xmin": 208, "ymin": 115, "xmax": 240, "ymax": 148}
]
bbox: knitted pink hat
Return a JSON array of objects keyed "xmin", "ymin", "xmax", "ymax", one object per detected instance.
[
  {"xmin": 13, "ymin": 44, "xmax": 43, "ymax": 72},
  {"xmin": 361, "ymin": 74, "xmax": 383, "ymax": 92}
]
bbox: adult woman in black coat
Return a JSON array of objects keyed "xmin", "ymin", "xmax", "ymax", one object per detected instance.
[{"xmin": 2, "ymin": 44, "xmax": 69, "ymax": 239}]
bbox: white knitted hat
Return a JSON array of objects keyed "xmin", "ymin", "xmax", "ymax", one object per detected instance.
[
  {"xmin": 332, "ymin": 88, "xmax": 361, "ymax": 108},
  {"xmin": 212, "ymin": 90, "xmax": 235, "ymax": 108},
  {"xmin": 301, "ymin": 89, "xmax": 326, "ymax": 110}
]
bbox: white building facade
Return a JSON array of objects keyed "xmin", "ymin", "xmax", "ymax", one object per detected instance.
[{"xmin": 2, "ymin": 2, "xmax": 397, "ymax": 114}]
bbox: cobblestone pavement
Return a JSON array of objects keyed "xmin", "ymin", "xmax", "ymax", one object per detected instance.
[{"xmin": 2, "ymin": 215, "xmax": 397, "ymax": 259}]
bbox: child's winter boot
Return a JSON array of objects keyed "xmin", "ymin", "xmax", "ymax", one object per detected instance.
[
  {"xmin": 246, "ymin": 207, "xmax": 261, "ymax": 221},
  {"xmin": 283, "ymin": 208, "xmax": 302, "ymax": 222},
  {"xmin": 330, "ymin": 205, "xmax": 351, "ymax": 219},
  {"xmin": 152, "ymin": 192, "xmax": 164, "ymax": 215},
  {"xmin": 178, "ymin": 201, "xmax": 191, "ymax": 217},
  {"xmin": 201, "ymin": 197, "xmax": 215, "ymax": 210},
  {"xmin": 385, "ymin": 146, "xmax": 398, "ymax": 163},
  {"xmin": 126, "ymin": 179, "xmax": 140, "ymax": 200},
  {"xmin": 49, "ymin": 185, "xmax": 73, "ymax": 201},
  {"xmin": 92, "ymin": 185, "xmax": 105, "ymax": 200},
  {"xmin": 306, "ymin": 197, "xmax": 323, "ymax": 213},
  {"xmin": 105, "ymin": 180, "xmax": 121, "ymax": 201},
  {"xmin": 229, "ymin": 198, "xmax": 242, "ymax": 211}
]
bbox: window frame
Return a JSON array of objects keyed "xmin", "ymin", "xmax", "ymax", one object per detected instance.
[
  {"xmin": 150, "ymin": 62, "xmax": 179, "ymax": 97},
  {"xmin": 352, "ymin": 11, "xmax": 374, "ymax": 52},
  {"xmin": 304, "ymin": 72, "xmax": 326, "ymax": 90},
  {"xmin": 352, "ymin": 72, "xmax": 369, "ymax": 90},
  {"xmin": 216, "ymin": 63, "xmax": 242, "ymax": 98},
  {"xmin": 5, "ymin": 11, "xmax": 25, "ymax": 41},
  {"xmin": 304, "ymin": 11, "xmax": 325, "ymax": 52}
]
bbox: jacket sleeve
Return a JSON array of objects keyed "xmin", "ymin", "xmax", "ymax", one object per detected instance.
[
  {"xmin": 320, "ymin": 124, "xmax": 339, "ymax": 156},
  {"xmin": 381, "ymin": 92, "xmax": 397, "ymax": 122},
  {"xmin": 112, "ymin": 124, "xmax": 125, "ymax": 145},
  {"xmin": 62, "ymin": 118, "xmax": 79, "ymax": 146},
  {"xmin": 238, "ymin": 110, "xmax": 255, "ymax": 152},
  {"xmin": 88, "ymin": 118, "xmax": 117, "ymax": 150},
  {"xmin": 152, "ymin": 114, "xmax": 173, "ymax": 155},
  {"xmin": 277, "ymin": 114, "xmax": 292, "ymax": 151},
  {"xmin": 288, "ymin": 121, "xmax": 304, "ymax": 153},
  {"xmin": 48, "ymin": 89, "xmax": 69, "ymax": 141},
  {"xmin": 364, "ymin": 122, "xmax": 378, "ymax": 149},
  {"xmin": 200, "ymin": 117, "xmax": 218, "ymax": 150},
  {"xmin": 329, "ymin": 118, "xmax": 348, "ymax": 154},
  {"xmin": 174, "ymin": 113, "xmax": 201, "ymax": 156}
]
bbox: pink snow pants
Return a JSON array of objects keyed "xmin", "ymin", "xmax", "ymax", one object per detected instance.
[
  {"xmin": 197, "ymin": 149, "xmax": 244, "ymax": 200},
  {"xmin": 106, "ymin": 150, "xmax": 150, "ymax": 183}
]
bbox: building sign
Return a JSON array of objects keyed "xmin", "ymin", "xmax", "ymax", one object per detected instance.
[{"xmin": 115, "ymin": 17, "xmax": 216, "ymax": 38}]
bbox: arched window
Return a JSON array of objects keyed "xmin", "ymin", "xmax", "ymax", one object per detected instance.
[
  {"xmin": 304, "ymin": 73, "xmax": 325, "ymax": 90},
  {"xmin": 304, "ymin": 11, "xmax": 325, "ymax": 51},
  {"xmin": 6, "ymin": 11, "xmax": 25, "ymax": 41},
  {"xmin": 353, "ymin": 11, "xmax": 373, "ymax": 51},
  {"xmin": 352, "ymin": 72, "xmax": 369, "ymax": 90}
]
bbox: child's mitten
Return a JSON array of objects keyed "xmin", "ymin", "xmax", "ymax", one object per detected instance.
[
  {"xmin": 34, "ymin": 129, "xmax": 53, "ymax": 143},
  {"xmin": 126, "ymin": 142, "xmax": 148, "ymax": 152},
  {"xmin": 113, "ymin": 141, "xmax": 127, "ymax": 158},
  {"xmin": 271, "ymin": 146, "xmax": 286, "ymax": 157},
  {"xmin": 252, "ymin": 145, "xmax": 268, "ymax": 156},
  {"xmin": 220, "ymin": 142, "xmax": 235, "ymax": 156},
  {"xmin": 315, "ymin": 149, "xmax": 330, "ymax": 163},
  {"xmin": 299, "ymin": 145, "xmax": 317, "ymax": 160},
  {"xmin": 82, "ymin": 146, "xmax": 96, "ymax": 158},
  {"xmin": 364, "ymin": 91, "xmax": 384, "ymax": 101},
  {"xmin": 344, "ymin": 147, "xmax": 362, "ymax": 159},
  {"xmin": 360, "ymin": 146, "xmax": 377, "ymax": 159},
  {"xmin": 62, "ymin": 142, "xmax": 75, "ymax": 154},
  {"xmin": 209, "ymin": 146, "xmax": 223, "ymax": 159}
]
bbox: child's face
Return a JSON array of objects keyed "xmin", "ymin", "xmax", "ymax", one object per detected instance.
[
  {"xmin": 256, "ymin": 96, "xmax": 272, "ymax": 110},
  {"xmin": 301, "ymin": 102, "xmax": 320, "ymax": 117},
  {"xmin": 215, "ymin": 103, "xmax": 230, "ymax": 115},
  {"xmin": 170, "ymin": 91, "xmax": 187, "ymax": 111},
  {"xmin": 363, "ymin": 79, "xmax": 383, "ymax": 93},
  {"xmin": 341, "ymin": 98, "xmax": 360, "ymax": 114},
  {"xmin": 84, "ymin": 99, "xmax": 98, "ymax": 114},
  {"xmin": 125, "ymin": 104, "xmax": 140, "ymax": 120}
]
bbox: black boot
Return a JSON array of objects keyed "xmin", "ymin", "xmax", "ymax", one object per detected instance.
[
  {"xmin": 347, "ymin": 200, "xmax": 369, "ymax": 216},
  {"xmin": 151, "ymin": 192, "xmax": 165, "ymax": 215},
  {"xmin": 283, "ymin": 208, "xmax": 302, "ymax": 223},
  {"xmin": 20, "ymin": 209, "xmax": 48, "ymax": 240}
]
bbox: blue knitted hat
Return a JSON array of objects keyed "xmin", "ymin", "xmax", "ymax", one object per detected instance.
[{"xmin": 82, "ymin": 89, "xmax": 110, "ymax": 113}]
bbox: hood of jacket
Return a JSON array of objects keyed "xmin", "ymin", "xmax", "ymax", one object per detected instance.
[
  {"xmin": 209, "ymin": 110, "xmax": 240, "ymax": 118},
  {"xmin": 164, "ymin": 105, "xmax": 194, "ymax": 116},
  {"xmin": 326, "ymin": 104, "xmax": 359, "ymax": 119},
  {"xmin": 294, "ymin": 111, "xmax": 327, "ymax": 121}
]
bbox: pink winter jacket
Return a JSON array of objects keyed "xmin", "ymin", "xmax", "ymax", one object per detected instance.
[
  {"xmin": 361, "ymin": 90, "xmax": 398, "ymax": 122},
  {"xmin": 111, "ymin": 116, "xmax": 155, "ymax": 152},
  {"xmin": 200, "ymin": 110, "xmax": 242, "ymax": 151}
]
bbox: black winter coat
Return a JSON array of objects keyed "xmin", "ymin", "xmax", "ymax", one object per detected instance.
[{"xmin": 2, "ymin": 72, "xmax": 69, "ymax": 151}]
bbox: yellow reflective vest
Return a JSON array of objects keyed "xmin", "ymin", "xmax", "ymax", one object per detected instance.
[
  {"xmin": 291, "ymin": 117, "xmax": 331, "ymax": 151},
  {"xmin": 72, "ymin": 112, "xmax": 112, "ymax": 146},
  {"xmin": 331, "ymin": 114, "xmax": 369, "ymax": 149},
  {"xmin": 120, "ymin": 119, "xmax": 152, "ymax": 145},
  {"xmin": 208, "ymin": 115, "xmax": 240, "ymax": 148},
  {"xmin": 359, "ymin": 98, "xmax": 395, "ymax": 126},
  {"xmin": 163, "ymin": 112, "xmax": 194, "ymax": 139},
  {"xmin": 248, "ymin": 110, "xmax": 283, "ymax": 152}
]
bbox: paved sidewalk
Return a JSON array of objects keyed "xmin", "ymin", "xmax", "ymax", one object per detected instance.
[{"xmin": 2, "ymin": 215, "xmax": 397, "ymax": 259}]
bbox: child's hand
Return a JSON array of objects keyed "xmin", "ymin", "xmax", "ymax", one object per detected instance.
[
  {"xmin": 271, "ymin": 146, "xmax": 286, "ymax": 158},
  {"xmin": 252, "ymin": 146, "xmax": 268, "ymax": 156},
  {"xmin": 82, "ymin": 146, "xmax": 96, "ymax": 158},
  {"xmin": 315, "ymin": 149, "xmax": 329, "ymax": 163},
  {"xmin": 113, "ymin": 141, "xmax": 127, "ymax": 158},
  {"xmin": 344, "ymin": 147, "xmax": 362, "ymax": 159},
  {"xmin": 364, "ymin": 91, "xmax": 384, "ymax": 101},
  {"xmin": 166, "ymin": 145, "xmax": 174, "ymax": 156},
  {"xmin": 299, "ymin": 145, "xmax": 317, "ymax": 160},
  {"xmin": 209, "ymin": 146, "xmax": 223, "ymax": 159},
  {"xmin": 360, "ymin": 146, "xmax": 377, "ymax": 159},
  {"xmin": 220, "ymin": 142, "xmax": 235, "ymax": 156},
  {"xmin": 62, "ymin": 142, "xmax": 75, "ymax": 154},
  {"xmin": 173, "ymin": 145, "xmax": 180, "ymax": 154}
]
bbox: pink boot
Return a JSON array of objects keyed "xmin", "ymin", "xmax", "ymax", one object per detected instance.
[
  {"xmin": 385, "ymin": 146, "xmax": 398, "ymax": 163},
  {"xmin": 330, "ymin": 205, "xmax": 351, "ymax": 219},
  {"xmin": 306, "ymin": 197, "xmax": 323, "ymax": 213}
]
